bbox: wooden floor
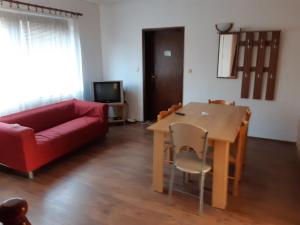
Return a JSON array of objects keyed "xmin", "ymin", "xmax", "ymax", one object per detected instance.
[{"xmin": 0, "ymin": 124, "xmax": 300, "ymax": 225}]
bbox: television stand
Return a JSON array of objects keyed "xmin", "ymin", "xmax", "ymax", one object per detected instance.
[{"xmin": 108, "ymin": 103, "xmax": 126, "ymax": 125}]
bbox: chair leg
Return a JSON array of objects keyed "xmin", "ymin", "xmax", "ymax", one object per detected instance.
[
  {"xmin": 168, "ymin": 164, "xmax": 176, "ymax": 198},
  {"xmin": 233, "ymin": 157, "xmax": 242, "ymax": 196},
  {"xmin": 169, "ymin": 149, "xmax": 173, "ymax": 163},
  {"xmin": 199, "ymin": 173, "xmax": 206, "ymax": 215},
  {"xmin": 28, "ymin": 172, "xmax": 34, "ymax": 180}
]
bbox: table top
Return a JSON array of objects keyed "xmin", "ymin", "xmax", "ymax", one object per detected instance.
[{"xmin": 147, "ymin": 102, "xmax": 249, "ymax": 143}]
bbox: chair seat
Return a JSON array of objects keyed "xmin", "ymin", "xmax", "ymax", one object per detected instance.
[{"xmin": 175, "ymin": 151, "xmax": 212, "ymax": 174}]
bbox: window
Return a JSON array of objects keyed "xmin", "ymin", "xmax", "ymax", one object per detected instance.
[{"xmin": 0, "ymin": 10, "xmax": 83, "ymax": 116}]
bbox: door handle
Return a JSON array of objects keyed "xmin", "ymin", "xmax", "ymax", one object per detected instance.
[{"xmin": 152, "ymin": 75, "xmax": 157, "ymax": 79}]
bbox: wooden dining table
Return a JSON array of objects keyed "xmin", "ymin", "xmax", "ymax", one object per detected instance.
[{"xmin": 147, "ymin": 102, "xmax": 249, "ymax": 209}]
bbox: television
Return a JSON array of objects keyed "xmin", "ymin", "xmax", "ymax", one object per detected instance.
[{"xmin": 93, "ymin": 81, "xmax": 124, "ymax": 104}]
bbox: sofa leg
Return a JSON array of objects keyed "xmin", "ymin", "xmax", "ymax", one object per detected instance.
[{"xmin": 28, "ymin": 172, "xmax": 34, "ymax": 179}]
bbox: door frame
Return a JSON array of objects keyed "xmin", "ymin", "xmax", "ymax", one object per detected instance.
[{"xmin": 142, "ymin": 26, "xmax": 185, "ymax": 121}]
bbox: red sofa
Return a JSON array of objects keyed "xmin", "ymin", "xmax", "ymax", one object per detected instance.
[{"xmin": 0, "ymin": 99, "xmax": 108, "ymax": 178}]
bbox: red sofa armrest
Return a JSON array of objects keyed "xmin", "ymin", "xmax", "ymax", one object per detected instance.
[
  {"xmin": 0, "ymin": 122, "xmax": 36, "ymax": 173},
  {"xmin": 74, "ymin": 100, "xmax": 108, "ymax": 123}
]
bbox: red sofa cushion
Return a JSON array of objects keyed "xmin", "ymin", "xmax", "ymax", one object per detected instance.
[
  {"xmin": 0, "ymin": 100, "xmax": 77, "ymax": 132},
  {"xmin": 35, "ymin": 116, "xmax": 100, "ymax": 145},
  {"xmin": 30, "ymin": 116, "xmax": 104, "ymax": 170}
]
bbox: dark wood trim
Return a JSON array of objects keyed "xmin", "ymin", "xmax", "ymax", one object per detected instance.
[
  {"xmin": 234, "ymin": 30, "xmax": 281, "ymax": 100},
  {"xmin": 241, "ymin": 32, "xmax": 254, "ymax": 98},
  {"xmin": 142, "ymin": 27, "xmax": 185, "ymax": 121},
  {"xmin": 253, "ymin": 32, "xmax": 267, "ymax": 99},
  {"xmin": 142, "ymin": 26, "xmax": 185, "ymax": 32},
  {"xmin": 266, "ymin": 31, "xmax": 281, "ymax": 100},
  {"xmin": 237, "ymin": 67, "xmax": 270, "ymax": 72},
  {"xmin": 218, "ymin": 30, "xmax": 281, "ymax": 35}
]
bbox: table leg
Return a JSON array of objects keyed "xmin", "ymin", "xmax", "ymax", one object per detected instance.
[
  {"xmin": 152, "ymin": 131, "xmax": 165, "ymax": 192},
  {"xmin": 212, "ymin": 140, "xmax": 230, "ymax": 209}
]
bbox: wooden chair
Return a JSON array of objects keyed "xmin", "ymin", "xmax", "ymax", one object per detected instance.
[
  {"xmin": 245, "ymin": 109, "xmax": 252, "ymax": 122},
  {"xmin": 207, "ymin": 99, "xmax": 235, "ymax": 148},
  {"xmin": 157, "ymin": 110, "xmax": 172, "ymax": 121},
  {"xmin": 229, "ymin": 120, "xmax": 249, "ymax": 196},
  {"xmin": 168, "ymin": 102, "xmax": 182, "ymax": 112},
  {"xmin": 241, "ymin": 109, "xmax": 252, "ymax": 166},
  {"xmin": 157, "ymin": 110, "xmax": 173, "ymax": 163},
  {"xmin": 158, "ymin": 103, "xmax": 182, "ymax": 163},
  {"xmin": 208, "ymin": 99, "xmax": 235, "ymax": 106},
  {"xmin": 0, "ymin": 198, "xmax": 31, "ymax": 225},
  {"xmin": 207, "ymin": 114, "xmax": 251, "ymax": 196},
  {"xmin": 168, "ymin": 123, "xmax": 211, "ymax": 215}
]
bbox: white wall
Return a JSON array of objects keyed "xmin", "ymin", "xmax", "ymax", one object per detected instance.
[
  {"xmin": 24, "ymin": 0, "xmax": 103, "ymax": 101},
  {"xmin": 99, "ymin": 0, "xmax": 300, "ymax": 142}
]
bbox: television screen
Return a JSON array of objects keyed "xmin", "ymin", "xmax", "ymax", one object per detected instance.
[{"xmin": 93, "ymin": 81, "xmax": 123, "ymax": 104}]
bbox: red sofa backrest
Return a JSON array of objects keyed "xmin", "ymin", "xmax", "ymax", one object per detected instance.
[{"xmin": 0, "ymin": 100, "xmax": 77, "ymax": 132}]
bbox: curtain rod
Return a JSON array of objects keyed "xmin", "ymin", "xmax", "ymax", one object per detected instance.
[{"xmin": 0, "ymin": 0, "xmax": 83, "ymax": 17}]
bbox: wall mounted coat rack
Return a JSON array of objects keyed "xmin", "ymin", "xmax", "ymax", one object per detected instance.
[
  {"xmin": 238, "ymin": 31, "xmax": 281, "ymax": 100},
  {"xmin": 217, "ymin": 30, "xmax": 281, "ymax": 101}
]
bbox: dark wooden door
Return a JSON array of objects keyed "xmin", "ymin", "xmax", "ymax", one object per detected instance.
[{"xmin": 143, "ymin": 28, "xmax": 184, "ymax": 121}]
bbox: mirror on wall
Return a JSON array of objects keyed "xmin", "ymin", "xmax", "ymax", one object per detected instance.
[{"xmin": 217, "ymin": 33, "xmax": 239, "ymax": 78}]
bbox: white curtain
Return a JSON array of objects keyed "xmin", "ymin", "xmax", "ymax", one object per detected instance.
[{"xmin": 0, "ymin": 9, "xmax": 83, "ymax": 116}]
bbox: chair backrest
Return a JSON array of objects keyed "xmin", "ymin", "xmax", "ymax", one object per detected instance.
[
  {"xmin": 168, "ymin": 103, "xmax": 182, "ymax": 112},
  {"xmin": 237, "ymin": 121, "xmax": 248, "ymax": 153},
  {"xmin": 208, "ymin": 99, "xmax": 235, "ymax": 106},
  {"xmin": 157, "ymin": 110, "xmax": 172, "ymax": 121},
  {"xmin": 169, "ymin": 123, "xmax": 208, "ymax": 160},
  {"xmin": 245, "ymin": 109, "xmax": 252, "ymax": 122}
]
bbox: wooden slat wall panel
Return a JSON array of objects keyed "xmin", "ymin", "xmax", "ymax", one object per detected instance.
[
  {"xmin": 266, "ymin": 31, "xmax": 281, "ymax": 100},
  {"xmin": 253, "ymin": 32, "xmax": 267, "ymax": 99},
  {"xmin": 241, "ymin": 33, "xmax": 254, "ymax": 98}
]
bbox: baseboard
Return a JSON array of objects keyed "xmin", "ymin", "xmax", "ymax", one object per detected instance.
[{"xmin": 249, "ymin": 136, "xmax": 296, "ymax": 144}]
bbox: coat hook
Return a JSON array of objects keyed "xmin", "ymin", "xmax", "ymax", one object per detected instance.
[
  {"xmin": 273, "ymin": 39, "xmax": 277, "ymax": 49},
  {"xmin": 260, "ymin": 39, "xmax": 264, "ymax": 48},
  {"xmin": 247, "ymin": 39, "xmax": 251, "ymax": 49}
]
